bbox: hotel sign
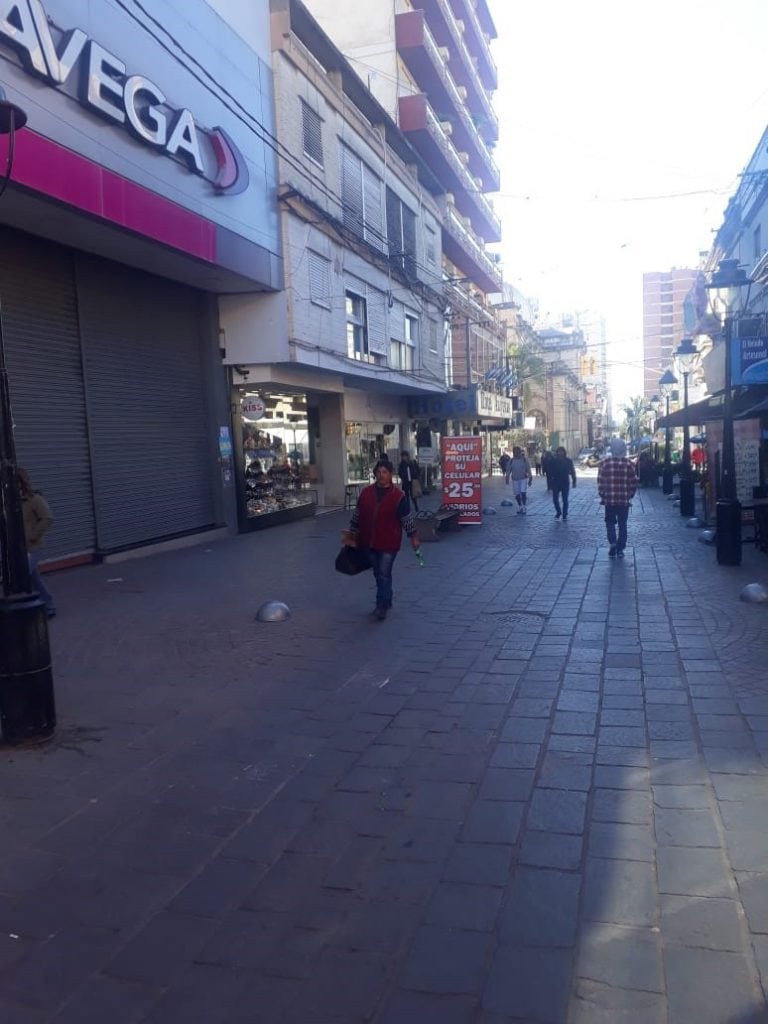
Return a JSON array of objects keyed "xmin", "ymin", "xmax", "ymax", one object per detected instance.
[
  {"xmin": 0, "ymin": 0, "xmax": 248, "ymax": 192},
  {"xmin": 408, "ymin": 387, "xmax": 511, "ymax": 421}
]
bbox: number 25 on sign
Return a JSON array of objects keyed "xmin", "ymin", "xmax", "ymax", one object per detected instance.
[{"xmin": 446, "ymin": 482, "xmax": 475, "ymax": 498}]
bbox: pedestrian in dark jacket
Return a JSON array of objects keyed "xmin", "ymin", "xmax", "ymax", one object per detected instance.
[
  {"xmin": 550, "ymin": 447, "xmax": 577, "ymax": 520},
  {"xmin": 349, "ymin": 460, "xmax": 420, "ymax": 620},
  {"xmin": 397, "ymin": 451, "xmax": 421, "ymax": 511},
  {"xmin": 541, "ymin": 449, "xmax": 554, "ymax": 491}
]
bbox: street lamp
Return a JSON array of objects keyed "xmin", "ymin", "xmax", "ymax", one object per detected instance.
[
  {"xmin": 649, "ymin": 393, "xmax": 661, "ymax": 466},
  {"xmin": 0, "ymin": 88, "xmax": 56, "ymax": 743},
  {"xmin": 705, "ymin": 258, "xmax": 752, "ymax": 566},
  {"xmin": 674, "ymin": 336, "xmax": 699, "ymax": 517},
  {"xmin": 659, "ymin": 368, "xmax": 677, "ymax": 494}
]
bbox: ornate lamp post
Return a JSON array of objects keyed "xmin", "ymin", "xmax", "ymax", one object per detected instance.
[
  {"xmin": 659, "ymin": 369, "xmax": 677, "ymax": 494},
  {"xmin": 705, "ymin": 259, "xmax": 752, "ymax": 565},
  {"xmin": 0, "ymin": 88, "xmax": 56, "ymax": 743},
  {"xmin": 674, "ymin": 337, "xmax": 699, "ymax": 517},
  {"xmin": 649, "ymin": 393, "xmax": 661, "ymax": 467}
]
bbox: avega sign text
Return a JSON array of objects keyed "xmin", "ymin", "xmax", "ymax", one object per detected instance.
[{"xmin": 0, "ymin": 0, "xmax": 249, "ymax": 193}]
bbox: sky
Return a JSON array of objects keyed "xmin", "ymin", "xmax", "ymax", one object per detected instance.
[{"xmin": 488, "ymin": 0, "xmax": 768, "ymax": 407}]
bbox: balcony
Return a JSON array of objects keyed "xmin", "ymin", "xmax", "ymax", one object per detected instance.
[
  {"xmin": 441, "ymin": 202, "xmax": 502, "ymax": 294},
  {"xmin": 396, "ymin": 10, "xmax": 498, "ymax": 146},
  {"xmin": 399, "ymin": 94, "xmax": 502, "ymax": 242},
  {"xmin": 449, "ymin": 0, "xmax": 498, "ymax": 95},
  {"xmin": 420, "ymin": 0, "xmax": 497, "ymax": 92}
]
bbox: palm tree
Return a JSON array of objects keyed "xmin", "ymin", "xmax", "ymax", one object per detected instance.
[{"xmin": 622, "ymin": 396, "xmax": 653, "ymax": 448}]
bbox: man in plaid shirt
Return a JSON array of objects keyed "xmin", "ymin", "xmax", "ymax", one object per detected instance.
[{"xmin": 597, "ymin": 437, "xmax": 638, "ymax": 558}]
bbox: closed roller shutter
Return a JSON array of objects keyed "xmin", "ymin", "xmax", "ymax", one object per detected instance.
[
  {"xmin": 76, "ymin": 255, "xmax": 217, "ymax": 553},
  {"xmin": 0, "ymin": 227, "xmax": 95, "ymax": 561}
]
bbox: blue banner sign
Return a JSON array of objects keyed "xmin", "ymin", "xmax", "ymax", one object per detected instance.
[{"xmin": 733, "ymin": 335, "xmax": 768, "ymax": 385}]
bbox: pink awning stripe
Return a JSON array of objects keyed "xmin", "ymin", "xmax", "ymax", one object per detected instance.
[{"xmin": 1, "ymin": 129, "xmax": 217, "ymax": 261}]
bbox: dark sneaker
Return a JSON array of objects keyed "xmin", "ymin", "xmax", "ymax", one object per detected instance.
[
  {"xmin": 609, "ymin": 546, "xmax": 617, "ymax": 557},
  {"xmin": 554, "ymin": 511, "xmax": 561, "ymax": 519},
  {"xmin": 372, "ymin": 605, "xmax": 387, "ymax": 621},
  {"xmin": 617, "ymin": 550, "xmax": 625, "ymax": 559},
  {"xmin": 562, "ymin": 515, "xmax": 568, "ymax": 521}
]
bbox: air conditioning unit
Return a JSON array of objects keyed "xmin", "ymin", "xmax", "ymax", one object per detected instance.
[
  {"xmin": 456, "ymin": 19, "xmax": 465, "ymax": 32},
  {"xmin": 439, "ymin": 121, "xmax": 453, "ymax": 136},
  {"xmin": 458, "ymin": 151, "xmax": 470, "ymax": 165},
  {"xmin": 457, "ymin": 85, "xmax": 468, "ymax": 100},
  {"xmin": 438, "ymin": 46, "xmax": 450, "ymax": 61},
  {"xmin": 490, "ymin": 253, "xmax": 502, "ymax": 264},
  {"xmin": 473, "ymin": 176, "xmax": 483, "ymax": 188},
  {"xmin": 445, "ymin": 192, "xmax": 456, "ymax": 206}
]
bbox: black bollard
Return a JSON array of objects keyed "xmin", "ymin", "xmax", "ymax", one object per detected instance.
[{"xmin": 0, "ymin": 594, "xmax": 56, "ymax": 743}]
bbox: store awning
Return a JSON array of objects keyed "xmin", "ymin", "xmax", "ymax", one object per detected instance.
[
  {"xmin": 656, "ymin": 386, "xmax": 768, "ymax": 428},
  {"xmin": 736, "ymin": 395, "xmax": 768, "ymax": 420}
]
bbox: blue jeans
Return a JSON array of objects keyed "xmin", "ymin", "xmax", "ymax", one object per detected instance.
[
  {"xmin": 604, "ymin": 505, "xmax": 630, "ymax": 551},
  {"xmin": 368, "ymin": 549, "xmax": 397, "ymax": 609},
  {"xmin": 29, "ymin": 552, "xmax": 55, "ymax": 612},
  {"xmin": 552, "ymin": 484, "xmax": 570, "ymax": 517}
]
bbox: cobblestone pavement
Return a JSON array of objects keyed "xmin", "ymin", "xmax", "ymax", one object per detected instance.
[{"xmin": 2, "ymin": 473, "xmax": 768, "ymax": 1023}]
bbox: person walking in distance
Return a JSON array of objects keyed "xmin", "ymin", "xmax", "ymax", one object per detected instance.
[
  {"xmin": 17, "ymin": 467, "xmax": 56, "ymax": 618},
  {"xmin": 499, "ymin": 449, "xmax": 511, "ymax": 484},
  {"xmin": 397, "ymin": 450, "xmax": 421, "ymax": 512},
  {"xmin": 598, "ymin": 437, "xmax": 638, "ymax": 558},
  {"xmin": 348, "ymin": 459, "xmax": 421, "ymax": 621},
  {"xmin": 541, "ymin": 449, "xmax": 554, "ymax": 491},
  {"xmin": 508, "ymin": 446, "xmax": 533, "ymax": 514},
  {"xmin": 550, "ymin": 446, "xmax": 576, "ymax": 520}
]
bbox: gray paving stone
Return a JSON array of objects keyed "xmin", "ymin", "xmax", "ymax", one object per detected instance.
[
  {"xmin": 482, "ymin": 945, "xmax": 572, "ymax": 1021},
  {"xmin": 500, "ymin": 866, "xmax": 580, "ymax": 947},
  {"xmin": 576, "ymin": 922, "xmax": 663, "ymax": 991},
  {"xmin": 657, "ymin": 847, "xmax": 733, "ymax": 897},
  {"xmin": 654, "ymin": 807, "xmax": 721, "ymax": 848},
  {"xmin": 552, "ymin": 711, "xmax": 597, "ymax": 735},
  {"xmin": 661, "ymin": 894, "xmax": 744, "ymax": 950},
  {"xmin": 736, "ymin": 871, "xmax": 768, "ymax": 934},
  {"xmin": 557, "ymin": 691, "xmax": 599, "ymax": 712},
  {"xmin": 399, "ymin": 925, "xmax": 493, "ymax": 994},
  {"xmin": 489, "ymin": 742, "xmax": 541, "ymax": 769},
  {"xmin": 592, "ymin": 788, "xmax": 652, "ymax": 825},
  {"xmin": 664, "ymin": 946, "xmax": 762, "ymax": 1024},
  {"xmin": 582, "ymin": 857, "xmax": 656, "ymax": 926},
  {"xmin": 593, "ymin": 765, "xmax": 649, "ymax": 790},
  {"xmin": 499, "ymin": 717, "xmax": 549, "ymax": 743},
  {"xmin": 652, "ymin": 784, "xmax": 711, "ymax": 809},
  {"xmin": 528, "ymin": 788, "xmax": 588, "ymax": 835},
  {"xmin": 377, "ymin": 991, "xmax": 477, "ymax": 1024},
  {"xmin": 460, "ymin": 800, "xmax": 524, "ymax": 844},
  {"xmin": 510, "ymin": 697, "xmax": 554, "ymax": 717},
  {"xmin": 519, "ymin": 830, "xmax": 583, "ymax": 870},
  {"xmin": 539, "ymin": 752, "xmax": 593, "ymax": 791},
  {"xmin": 442, "ymin": 843, "xmax": 513, "ymax": 887},
  {"xmin": 424, "ymin": 882, "xmax": 503, "ymax": 932}
]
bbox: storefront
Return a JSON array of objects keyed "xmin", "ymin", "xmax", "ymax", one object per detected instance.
[
  {"xmin": 233, "ymin": 388, "xmax": 317, "ymax": 529},
  {"xmin": 343, "ymin": 390, "xmax": 408, "ymax": 482},
  {"xmin": 0, "ymin": 0, "xmax": 280, "ymax": 562}
]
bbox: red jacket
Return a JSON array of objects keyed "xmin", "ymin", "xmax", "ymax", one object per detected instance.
[{"xmin": 356, "ymin": 484, "xmax": 406, "ymax": 552}]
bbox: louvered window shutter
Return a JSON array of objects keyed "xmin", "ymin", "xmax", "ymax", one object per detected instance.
[
  {"xmin": 366, "ymin": 286, "xmax": 387, "ymax": 354},
  {"xmin": 362, "ymin": 164, "xmax": 384, "ymax": 250},
  {"xmin": 308, "ymin": 252, "xmax": 331, "ymax": 307},
  {"xmin": 402, "ymin": 204, "xmax": 417, "ymax": 277},
  {"xmin": 341, "ymin": 145, "xmax": 364, "ymax": 237},
  {"xmin": 301, "ymin": 101, "xmax": 324, "ymax": 166}
]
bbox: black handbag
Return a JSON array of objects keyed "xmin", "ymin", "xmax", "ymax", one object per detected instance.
[{"xmin": 335, "ymin": 546, "xmax": 371, "ymax": 576}]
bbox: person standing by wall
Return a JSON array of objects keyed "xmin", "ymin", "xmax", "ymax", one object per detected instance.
[
  {"xmin": 508, "ymin": 446, "xmax": 533, "ymax": 514},
  {"xmin": 349, "ymin": 459, "xmax": 421, "ymax": 620},
  {"xmin": 17, "ymin": 467, "xmax": 56, "ymax": 618},
  {"xmin": 597, "ymin": 437, "xmax": 638, "ymax": 558},
  {"xmin": 397, "ymin": 450, "xmax": 421, "ymax": 512},
  {"xmin": 550, "ymin": 447, "xmax": 577, "ymax": 520}
]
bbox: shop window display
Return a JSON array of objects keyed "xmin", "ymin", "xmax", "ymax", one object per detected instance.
[{"xmin": 240, "ymin": 392, "xmax": 316, "ymax": 527}]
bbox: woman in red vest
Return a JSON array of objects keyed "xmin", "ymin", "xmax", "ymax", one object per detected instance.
[{"xmin": 349, "ymin": 459, "xmax": 421, "ymax": 620}]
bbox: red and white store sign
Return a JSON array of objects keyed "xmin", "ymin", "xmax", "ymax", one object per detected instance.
[{"xmin": 441, "ymin": 436, "xmax": 482, "ymax": 525}]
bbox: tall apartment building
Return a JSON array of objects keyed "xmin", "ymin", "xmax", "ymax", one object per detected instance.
[
  {"xmin": 301, "ymin": 0, "xmax": 506, "ymax": 395},
  {"xmin": 642, "ymin": 269, "xmax": 698, "ymax": 398}
]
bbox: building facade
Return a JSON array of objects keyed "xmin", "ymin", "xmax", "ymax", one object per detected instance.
[
  {"xmin": 642, "ymin": 268, "xmax": 698, "ymax": 399},
  {"xmin": 301, "ymin": 0, "xmax": 509, "ymax": 463},
  {"xmin": 0, "ymin": 0, "xmax": 280, "ymax": 563},
  {"xmin": 218, "ymin": 0, "xmax": 449, "ymax": 522}
]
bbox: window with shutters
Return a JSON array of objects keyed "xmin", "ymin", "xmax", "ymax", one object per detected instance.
[
  {"xmin": 386, "ymin": 187, "xmax": 417, "ymax": 277},
  {"xmin": 391, "ymin": 313, "xmax": 417, "ymax": 371},
  {"xmin": 425, "ymin": 227, "xmax": 436, "ymax": 266},
  {"xmin": 341, "ymin": 144, "xmax": 383, "ymax": 249},
  {"xmin": 346, "ymin": 290, "xmax": 370, "ymax": 362},
  {"xmin": 428, "ymin": 317, "xmax": 438, "ymax": 353},
  {"xmin": 301, "ymin": 101, "xmax": 324, "ymax": 167},
  {"xmin": 308, "ymin": 251, "xmax": 331, "ymax": 309}
]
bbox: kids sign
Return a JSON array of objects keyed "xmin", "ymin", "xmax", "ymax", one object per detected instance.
[{"xmin": 441, "ymin": 436, "xmax": 482, "ymax": 525}]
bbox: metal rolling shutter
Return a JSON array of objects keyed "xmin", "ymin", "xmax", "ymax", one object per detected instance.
[
  {"xmin": 76, "ymin": 255, "xmax": 217, "ymax": 552},
  {"xmin": 0, "ymin": 227, "xmax": 95, "ymax": 561}
]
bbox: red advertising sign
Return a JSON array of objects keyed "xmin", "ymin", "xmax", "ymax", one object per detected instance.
[{"xmin": 441, "ymin": 436, "xmax": 483, "ymax": 524}]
